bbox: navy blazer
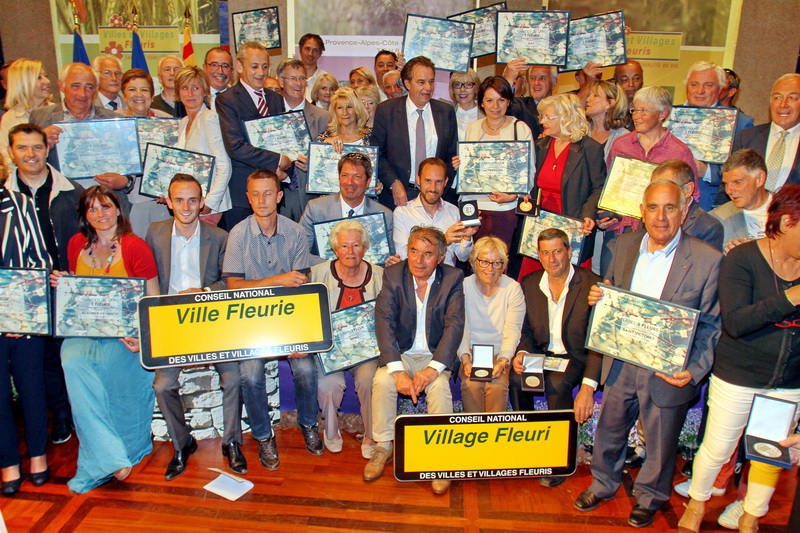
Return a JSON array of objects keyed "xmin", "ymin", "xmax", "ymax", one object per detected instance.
[
  {"xmin": 517, "ymin": 266, "xmax": 603, "ymax": 383},
  {"xmin": 601, "ymin": 231, "xmax": 722, "ymax": 407},
  {"xmin": 371, "ymin": 96, "xmax": 458, "ymax": 208},
  {"xmin": 732, "ymin": 123, "xmax": 800, "ymax": 186},
  {"xmin": 375, "ymin": 261, "xmax": 465, "ymax": 370},
  {"xmin": 216, "ymin": 82, "xmax": 286, "ymax": 209}
]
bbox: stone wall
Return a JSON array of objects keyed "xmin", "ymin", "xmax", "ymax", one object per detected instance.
[{"xmin": 151, "ymin": 361, "xmax": 281, "ymax": 441}]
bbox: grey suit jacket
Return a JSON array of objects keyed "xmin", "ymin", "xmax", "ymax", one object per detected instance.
[
  {"xmin": 601, "ymin": 231, "xmax": 722, "ymax": 407},
  {"xmin": 709, "ymin": 201, "xmax": 747, "ymax": 245},
  {"xmin": 145, "ymin": 218, "xmax": 229, "ymax": 294},
  {"xmin": 732, "ymin": 123, "xmax": 800, "ymax": 187},
  {"xmin": 375, "ymin": 261, "xmax": 465, "ymax": 370},
  {"xmin": 683, "ymin": 201, "xmax": 724, "ymax": 251},
  {"xmin": 299, "ymin": 193, "xmax": 394, "ymax": 255}
]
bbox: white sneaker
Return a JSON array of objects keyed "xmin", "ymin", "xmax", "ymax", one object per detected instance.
[
  {"xmin": 717, "ymin": 500, "xmax": 744, "ymax": 530},
  {"xmin": 323, "ymin": 430, "xmax": 343, "ymax": 453},
  {"xmin": 674, "ymin": 480, "xmax": 691, "ymax": 498}
]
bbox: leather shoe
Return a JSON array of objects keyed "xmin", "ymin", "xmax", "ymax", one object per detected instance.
[
  {"xmin": 628, "ymin": 504, "xmax": 657, "ymax": 528},
  {"xmin": 258, "ymin": 435, "xmax": 280, "ymax": 470},
  {"xmin": 432, "ymin": 479, "xmax": 451, "ymax": 494},
  {"xmin": 296, "ymin": 421, "xmax": 324, "ymax": 455},
  {"xmin": 51, "ymin": 420, "xmax": 72, "ymax": 444},
  {"xmin": 165, "ymin": 437, "xmax": 197, "ymax": 481},
  {"xmin": 30, "ymin": 468, "xmax": 50, "ymax": 487},
  {"xmin": 363, "ymin": 445, "xmax": 392, "ymax": 482},
  {"xmin": 574, "ymin": 490, "xmax": 610, "ymax": 512},
  {"xmin": 1, "ymin": 478, "xmax": 22, "ymax": 497},
  {"xmin": 540, "ymin": 476, "xmax": 566, "ymax": 487},
  {"xmin": 222, "ymin": 442, "xmax": 248, "ymax": 474},
  {"xmin": 625, "ymin": 447, "xmax": 645, "ymax": 469}
]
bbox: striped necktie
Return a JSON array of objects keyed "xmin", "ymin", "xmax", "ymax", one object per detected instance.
[
  {"xmin": 414, "ymin": 109, "xmax": 425, "ymax": 185},
  {"xmin": 765, "ymin": 130, "xmax": 788, "ymax": 192},
  {"xmin": 256, "ymin": 90, "xmax": 269, "ymax": 116}
]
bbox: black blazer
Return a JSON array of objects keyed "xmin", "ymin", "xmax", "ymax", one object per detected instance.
[
  {"xmin": 371, "ymin": 96, "xmax": 458, "ymax": 208},
  {"xmin": 517, "ymin": 266, "xmax": 603, "ymax": 383},
  {"xmin": 732, "ymin": 123, "xmax": 800, "ymax": 186},
  {"xmin": 532, "ymin": 136, "xmax": 606, "ymax": 262},
  {"xmin": 375, "ymin": 261, "xmax": 465, "ymax": 370},
  {"xmin": 216, "ymin": 82, "xmax": 286, "ymax": 209}
]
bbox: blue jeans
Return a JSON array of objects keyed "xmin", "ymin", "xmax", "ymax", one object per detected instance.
[{"xmin": 287, "ymin": 355, "xmax": 319, "ymax": 427}]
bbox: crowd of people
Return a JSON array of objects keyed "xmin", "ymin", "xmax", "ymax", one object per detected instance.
[{"xmin": 0, "ymin": 30, "xmax": 799, "ymax": 533}]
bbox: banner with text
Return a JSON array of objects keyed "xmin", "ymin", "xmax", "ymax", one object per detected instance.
[
  {"xmin": 139, "ymin": 284, "xmax": 332, "ymax": 369},
  {"xmin": 394, "ymin": 411, "xmax": 578, "ymax": 482}
]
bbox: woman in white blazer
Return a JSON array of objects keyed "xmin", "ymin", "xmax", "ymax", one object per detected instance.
[{"xmin": 174, "ymin": 66, "xmax": 232, "ymax": 225}]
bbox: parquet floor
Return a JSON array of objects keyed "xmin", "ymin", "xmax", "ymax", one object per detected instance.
[{"xmin": 1, "ymin": 423, "xmax": 796, "ymax": 532}]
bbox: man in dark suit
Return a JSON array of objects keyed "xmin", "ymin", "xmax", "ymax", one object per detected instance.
[
  {"xmin": 216, "ymin": 42, "xmax": 292, "ymax": 230},
  {"xmin": 365, "ymin": 226, "xmax": 465, "ymax": 495},
  {"xmin": 276, "ymin": 57, "xmax": 330, "ymax": 221},
  {"xmin": 574, "ymin": 180, "xmax": 722, "ymax": 528},
  {"xmin": 299, "ymin": 153, "xmax": 393, "ymax": 256},
  {"xmin": 371, "ymin": 56, "xmax": 458, "ymax": 209},
  {"xmin": 731, "ymin": 73, "xmax": 800, "ymax": 193},
  {"xmin": 145, "ymin": 174, "xmax": 245, "ymax": 480}
]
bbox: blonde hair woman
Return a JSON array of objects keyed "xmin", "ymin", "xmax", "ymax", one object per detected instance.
[
  {"xmin": 349, "ymin": 67, "xmax": 376, "ymax": 88},
  {"xmin": 355, "ymin": 84, "xmax": 380, "ymax": 128},
  {"xmin": 584, "ymin": 80, "xmax": 629, "ymax": 160},
  {"xmin": 318, "ymin": 87, "xmax": 372, "ymax": 150},
  {"xmin": 310, "ymin": 73, "xmax": 339, "ymax": 110},
  {"xmin": 449, "ymin": 68, "xmax": 482, "ymax": 141},
  {"xmin": 1, "ymin": 59, "xmax": 52, "ymax": 168}
]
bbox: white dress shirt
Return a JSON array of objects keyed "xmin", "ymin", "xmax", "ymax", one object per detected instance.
[
  {"xmin": 339, "ymin": 196, "xmax": 366, "ymax": 218},
  {"xmin": 405, "ymin": 97, "xmax": 438, "ymax": 185},
  {"xmin": 97, "ymin": 92, "xmax": 125, "ymax": 111},
  {"xmin": 631, "ymin": 231, "xmax": 681, "ymax": 299},
  {"xmin": 284, "ymin": 98, "xmax": 306, "ymax": 112},
  {"xmin": 168, "ymin": 221, "xmax": 202, "ymax": 294},
  {"xmin": 765, "ymin": 121, "xmax": 800, "ymax": 189},
  {"xmin": 393, "ymin": 196, "xmax": 472, "ymax": 266},
  {"xmin": 539, "ymin": 265, "xmax": 575, "ymax": 356},
  {"xmin": 241, "ymin": 80, "xmax": 267, "ymax": 110}
]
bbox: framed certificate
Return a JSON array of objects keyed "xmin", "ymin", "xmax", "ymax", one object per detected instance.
[
  {"xmin": 231, "ymin": 6, "xmax": 281, "ymax": 52},
  {"xmin": 244, "ymin": 111, "xmax": 311, "ymax": 160},
  {"xmin": 318, "ymin": 300, "xmax": 379, "ymax": 375},
  {"xmin": 402, "ymin": 14, "xmax": 474, "ymax": 73},
  {"xmin": 55, "ymin": 276, "xmax": 146, "ymax": 338},
  {"xmin": 665, "ymin": 106, "xmax": 739, "ymax": 164},
  {"xmin": 140, "ymin": 143, "xmax": 215, "ymax": 199},
  {"xmin": 518, "ymin": 210, "xmax": 584, "ymax": 265},
  {"xmin": 598, "ymin": 156, "xmax": 659, "ymax": 219},
  {"xmin": 456, "ymin": 140, "xmax": 531, "ymax": 194},
  {"xmin": 496, "ymin": 11, "xmax": 570, "ymax": 66},
  {"xmin": 562, "ymin": 10, "xmax": 626, "ymax": 72},
  {"xmin": 447, "ymin": 2, "xmax": 506, "ymax": 58},
  {"xmin": 585, "ymin": 283, "xmax": 700, "ymax": 375},
  {"xmin": 313, "ymin": 212, "xmax": 392, "ymax": 266},
  {"xmin": 306, "ymin": 143, "xmax": 379, "ymax": 196},
  {"xmin": 136, "ymin": 118, "xmax": 180, "ymax": 161},
  {"xmin": 54, "ymin": 118, "xmax": 142, "ymax": 179},
  {"xmin": 0, "ymin": 268, "xmax": 50, "ymax": 336}
]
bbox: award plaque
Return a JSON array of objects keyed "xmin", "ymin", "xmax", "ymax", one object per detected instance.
[
  {"xmin": 521, "ymin": 353, "xmax": 545, "ymax": 392},
  {"xmin": 0, "ymin": 268, "xmax": 50, "ymax": 336},
  {"xmin": 562, "ymin": 10, "xmax": 627, "ymax": 72},
  {"xmin": 306, "ymin": 143, "xmax": 379, "ymax": 196},
  {"xmin": 459, "ymin": 200, "xmax": 481, "ymax": 227},
  {"xmin": 447, "ymin": 2, "xmax": 506, "ymax": 58},
  {"xmin": 585, "ymin": 284, "xmax": 700, "ymax": 375},
  {"xmin": 140, "ymin": 143, "xmax": 215, "ymax": 199},
  {"xmin": 318, "ymin": 300, "xmax": 379, "ymax": 375},
  {"xmin": 598, "ymin": 156, "xmax": 659, "ymax": 219},
  {"xmin": 402, "ymin": 14, "xmax": 474, "ymax": 73},
  {"xmin": 665, "ymin": 106, "xmax": 739, "ymax": 164},
  {"xmin": 496, "ymin": 11, "xmax": 570, "ymax": 66},
  {"xmin": 55, "ymin": 276, "xmax": 146, "ymax": 338},
  {"xmin": 54, "ymin": 118, "xmax": 142, "ymax": 179},
  {"xmin": 518, "ymin": 210, "xmax": 584, "ymax": 265},
  {"xmin": 457, "ymin": 140, "xmax": 531, "ymax": 194},
  {"xmin": 244, "ymin": 111, "xmax": 311, "ymax": 160},
  {"xmin": 313, "ymin": 212, "xmax": 392, "ymax": 266},
  {"xmin": 231, "ymin": 6, "xmax": 281, "ymax": 52},
  {"xmin": 135, "ymin": 117, "xmax": 180, "ymax": 161},
  {"xmin": 744, "ymin": 394, "xmax": 798, "ymax": 469},
  {"xmin": 469, "ymin": 344, "xmax": 494, "ymax": 382}
]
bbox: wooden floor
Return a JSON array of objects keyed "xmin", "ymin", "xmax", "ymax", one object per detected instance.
[{"xmin": 1, "ymin": 423, "xmax": 796, "ymax": 532}]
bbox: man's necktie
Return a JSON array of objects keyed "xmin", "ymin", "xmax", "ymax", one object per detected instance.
[
  {"xmin": 765, "ymin": 130, "xmax": 788, "ymax": 192},
  {"xmin": 108, "ymin": 101, "xmax": 118, "ymax": 111},
  {"xmin": 347, "ymin": 209, "xmax": 355, "ymax": 218},
  {"xmin": 256, "ymin": 90, "xmax": 269, "ymax": 116},
  {"xmin": 288, "ymin": 165, "xmax": 299, "ymax": 191},
  {"xmin": 414, "ymin": 109, "xmax": 425, "ymax": 185}
]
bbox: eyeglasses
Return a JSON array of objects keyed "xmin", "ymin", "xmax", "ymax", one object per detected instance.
[
  {"xmin": 280, "ymin": 75, "xmax": 307, "ymax": 83},
  {"xmin": 101, "ymin": 70, "xmax": 122, "ymax": 78},
  {"xmin": 451, "ymin": 82, "xmax": 475, "ymax": 89},
  {"xmin": 476, "ymin": 259, "xmax": 505, "ymax": 269},
  {"xmin": 631, "ymin": 108, "xmax": 657, "ymax": 115},
  {"xmin": 206, "ymin": 62, "xmax": 232, "ymax": 71},
  {"xmin": 538, "ymin": 115, "xmax": 558, "ymax": 122}
]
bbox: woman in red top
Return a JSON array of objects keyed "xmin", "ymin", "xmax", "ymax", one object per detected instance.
[
  {"xmin": 518, "ymin": 93, "xmax": 606, "ymax": 278},
  {"xmin": 51, "ymin": 186, "xmax": 159, "ymax": 494}
]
